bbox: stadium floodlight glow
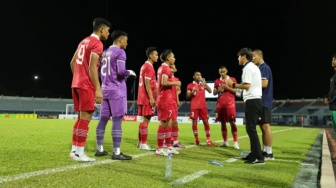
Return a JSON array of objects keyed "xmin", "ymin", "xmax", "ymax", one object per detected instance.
[{"xmin": 34, "ymin": 75, "xmax": 39, "ymax": 80}]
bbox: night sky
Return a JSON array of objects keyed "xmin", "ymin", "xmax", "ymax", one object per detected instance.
[{"xmin": 1, "ymin": 0, "xmax": 336, "ymax": 101}]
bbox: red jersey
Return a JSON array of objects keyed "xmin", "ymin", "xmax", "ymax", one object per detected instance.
[
  {"xmin": 187, "ymin": 81, "xmax": 207, "ymax": 109},
  {"xmin": 71, "ymin": 34, "xmax": 103, "ymax": 90},
  {"xmin": 137, "ymin": 61, "xmax": 157, "ymax": 105},
  {"xmin": 169, "ymin": 76, "xmax": 179, "ymax": 104},
  {"xmin": 214, "ymin": 76, "xmax": 237, "ymax": 108},
  {"xmin": 156, "ymin": 63, "xmax": 174, "ymax": 105}
]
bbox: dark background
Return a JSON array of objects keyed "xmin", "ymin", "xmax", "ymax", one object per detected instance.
[{"xmin": 1, "ymin": 0, "xmax": 336, "ymax": 101}]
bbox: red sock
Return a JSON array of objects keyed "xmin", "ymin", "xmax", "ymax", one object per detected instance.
[
  {"xmin": 72, "ymin": 119, "xmax": 80, "ymax": 145},
  {"xmin": 231, "ymin": 122, "xmax": 238, "ymax": 142},
  {"xmin": 138, "ymin": 123, "xmax": 142, "ymax": 143},
  {"xmin": 76, "ymin": 119, "xmax": 89, "ymax": 147},
  {"xmin": 204, "ymin": 121, "xmax": 211, "ymax": 141},
  {"xmin": 172, "ymin": 122, "xmax": 179, "ymax": 141},
  {"xmin": 192, "ymin": 121, "xmax": 199, "ymax": 141},
  {"xmin": 140, "ymin": 122, "xmax": 149, "ymax": 144},
  {"xmin": 221, "ymin": 123, "xmax": 228, "ymax": 141},
  {"xmin": 165, "ymin": 126, "xmax": 172, "ymax": 148},
  {"xmin": 157, "ymin": 125, "xmax": 165, "ymax": 149}
]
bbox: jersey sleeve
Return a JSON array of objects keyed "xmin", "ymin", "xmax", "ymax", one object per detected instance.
[
  {"xmin": 261, "ymin": 66, "xmax": 270, "ymax": 80},
  {"xmin": 116, "ymin": 50, "xmax": 129, "ymax": 76},
  {"xmin": 91, "ymin": 40, "xmax": 103, "ymax": 57},
  {"xmin": 187, "ymin": 83, "xmax": 193, "ymax": 91},
  {"xmin": 145, "ymin": 66, "xmax": 155, "ymax": 80},
  {"xmin": 161, "ymin": 66, "xmax": 170, "ymax": 77},
  {"xmin": 231, "ymin": 77, "xmax": 237, "ymax": 83},
  {"xmin": 214, "ymin": 79, "xmax": 219, "ymax": 89}
]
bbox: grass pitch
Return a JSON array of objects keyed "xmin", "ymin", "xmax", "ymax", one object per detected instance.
[{"xmin": 0, "ymin": 118, "xmax": 321, "ymax": 187}]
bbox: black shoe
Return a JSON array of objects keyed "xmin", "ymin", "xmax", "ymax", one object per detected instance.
[
  {"xmin": 112, "ymin": 152, "xmax": 132, "ymax": 160},
  {"xmin": 264, "ymin": 153, "xmax": 275, "ymax": 160},
  {"xmin": 95, "ymin": 150, "xmax": 108, "ymax": 156},
  {"xmin": 244, "ymin": 158, "xmax": 265, "ymax": 164},
  {"xmin": 262, "ymin": 151, "xmax": 267, "ymax": 157},
  {"xmin": 242, "ymin": 153, "xmax": 253, "ymax": 161}
]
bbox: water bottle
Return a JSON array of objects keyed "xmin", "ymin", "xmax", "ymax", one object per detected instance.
[
  {"xmin": 235, "ymin": 88, "xmax": 242, "ymax": 98},
  {"xmin": 209, "ymin": 160, "xmax": 223, "ymax": 167},
  {"xmin": 239, "ymin": 151, "xmax": 250, "ymax": 156},
  {"xmin": 165, "ymin": 153, "xmax": 172, "ymax": 178}
]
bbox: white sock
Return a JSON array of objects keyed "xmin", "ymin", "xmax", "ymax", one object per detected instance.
[
  {"xmin": 97, "ymin": 145, "xmax": 104, "ymax": 152},
  {"xmin": 71, "ymin": 145, "xmax": 76, "ymax": 152},
  {"xmin": 263, "ymin": 145, "xmax": 267, "ymax": 152},
  {"xmin": 75, "ymin": 147, "xmax": 84, "ymax": 157},
  {"xmin": 114, "ymin": 148, "xmax": 120, "ymax": 155},
  {"xmin": 173, "ymin": 140, "xmax": 178, "ymax": 145},
  {"xmin": 267, "ymin": 147, "xmax": 272, "ymax": 154}
]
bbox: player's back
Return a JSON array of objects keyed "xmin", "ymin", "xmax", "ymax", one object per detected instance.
[
  {"xmin": 100, "ymin": 45, "xmax": 127, "ymax": 99},
  {"xmin": 72, "ymin": 35, "xmax": 103, "ymax": 90}
]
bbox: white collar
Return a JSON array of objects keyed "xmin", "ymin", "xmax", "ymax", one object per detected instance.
[
  {"xmin": 90, "ymin": 33, "xmax": 99, "ymax": 40},
  {"xmin": 220, "ymin": 75, "xmax": 229, "ymax": 81}
]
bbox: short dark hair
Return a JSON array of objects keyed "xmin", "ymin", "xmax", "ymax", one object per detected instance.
[
  {"xmin": 193, "ymin": 71, "xmax": 200, "ymax": 76},
  {"xmin": 146, "ymin": 47, "xmax": 157, "ymax": 58},
  {"xmin": 92, "ymin": 17, "xmax": 111, "ymax": 31},
  {"xmin": 332, "ymin": 53, "xmax": 336, "ymax": 59},
  {"xmin": 160, "ymin": 49, "xmax": 172, "ymax": 62},
  {"xmin": 253, "ymin": 49, "xmax": 263, "ymax": 57},
  {"xmin": 219, "ymin": 65, "xmax": 227, "ymax": 69},
  {"xmin": 237, "ymin": 48, "xmax": 253, "ymax": 61},
  {"xmin": 110, "ymin": 30, "xmax": 128, "ymax": 41}
]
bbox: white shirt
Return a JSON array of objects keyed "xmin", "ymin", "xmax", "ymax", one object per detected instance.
[{"xmin": 242, "ymin": 62, "xmax": 262, "ymax": 101}]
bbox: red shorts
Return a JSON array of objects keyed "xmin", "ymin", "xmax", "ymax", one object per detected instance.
[
  {"xmin": 72, "ymin": 88, "xmax": 95, "ymax": 112},
  {"xmin": 216, "ymin": 108, "xmax": 236, "ymax": 122},
  {"xmin": 171, "ymin": 104, "xmax": 178, "ymax": 121},
  {"xmin": 190, "ymin": 108, "xmax": 208, "ymax": 120},
  {"xmin": 157, "ymin": 103, "xmax": 174, "ymax": 121},
  {"xmin": 138, "ymin": 105, "xmax": 155, "ymax": 116}
]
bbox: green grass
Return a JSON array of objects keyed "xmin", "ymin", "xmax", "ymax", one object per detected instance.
[{"xmin": 0, "ymin": 119, "xmax": 321, "ymax": 187}]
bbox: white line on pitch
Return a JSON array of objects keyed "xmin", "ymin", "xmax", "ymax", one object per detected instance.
[
  {"xmin": 0, "ymin": 152, "xmax": 151, "ymax": 184},
  {"xmin": 169, "ymin": 170, "xmax": 210, "ymax": 186}
]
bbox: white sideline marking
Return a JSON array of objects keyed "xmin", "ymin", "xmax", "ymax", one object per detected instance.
[
  {"xmin": 0, "ymin": 153, "xmax": 151, "ymax": 184},
  {"xmin": 0, "ymin": 128, "xmax": 298, "ymax": 184},
  {"xmin": 169, "ymin": 170, "xmax": 209, "ymax": 186}
]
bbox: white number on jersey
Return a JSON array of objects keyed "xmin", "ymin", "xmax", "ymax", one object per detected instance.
[
  {"xmin": 76, "ymin": 44, "xmax": 85, "ymax": 65},
  {"xmin": 139, "ymin": 66, "xmax": 144, "ymax": 86},
  {"xmin": 100, "ymin": 56, "xmax": 111, "ymax": 76}
]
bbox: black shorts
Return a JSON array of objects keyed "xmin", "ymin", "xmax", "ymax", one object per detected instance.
[{"xmin": 259, "ymin": 107, "xmax": 271, "ymax": 125}]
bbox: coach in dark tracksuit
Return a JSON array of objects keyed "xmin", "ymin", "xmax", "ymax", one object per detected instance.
[
  {"xmin": 227, "ymin": 47, "xmax": 264, "ymax": 164},
  {"xmin": 324, "ymin": 53, "xmax": 336, "ymax": 132}
]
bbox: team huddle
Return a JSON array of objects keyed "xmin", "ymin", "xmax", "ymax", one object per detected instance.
[{"xmin": 69, "ymin": 17, "xmax": 274, "ymax": 165}]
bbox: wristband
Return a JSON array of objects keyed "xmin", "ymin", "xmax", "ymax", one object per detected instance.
[{"xmin": 232, "ymin": 83, "xmax": 236, "ymax": 88}]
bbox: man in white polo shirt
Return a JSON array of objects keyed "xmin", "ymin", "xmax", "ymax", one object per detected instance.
[{"xmin": 227, "ymin": 47, "xmax": 264, "ymax": 164}]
